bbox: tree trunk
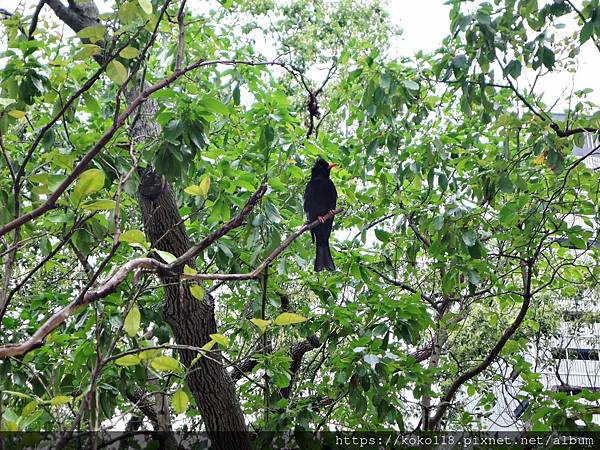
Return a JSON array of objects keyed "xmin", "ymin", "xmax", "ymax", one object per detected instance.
[{"xmin": 139, "ymin": 172, "xmax": 250, "ymax": 450}]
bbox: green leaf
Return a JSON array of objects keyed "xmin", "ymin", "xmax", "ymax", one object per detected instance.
[
  {"xmin": 581, "ymin": 22, "xmax": 594, "ymax": 44},
  {"xmin": 74, "ymin": 44, "xmax": 102, "ymax": 60},
  {"xmin": 82, "ymin": 199, "xmax": 117, "ymax": 211},
  {"xmin": 156, "ymin": 250, "xmax": 177, "ymax": 264},
  {"xmin": 189, "ymin": 284, "xmax": 204, "ymax": 300},
  {"xmin": 8, "ymin": 110, "xmax": 26, "ymax": 119},
  {"xmin": 139, "ymin": 349, "xmax": 160, "ymax": 360},
  {"xmin": 138, "ymin": 0, "xmax": 153, "ymax": 14},
  {"xmin": 498, "ymin": 174, "xmax": 513, "ymax": 193},
  {"xmin": 274, "ymin": 312, "xmax": 309, "ymax": 326},
  {"xmin": 124, "ymin": 305, "xmax": 141, "ymax": 337},
  {"xmin": 183, "ymin": 265, "xmax": 197, "ymax": 275},
  {"xmin": 184, "ymin": 185, "xmax": 204, "ymax": 196},
  {"xmin": 467, "ymin": 269, "xmax": 480, "ymax": 286},
  {"xmin": 106, "ymin": 60, "xmax": 128, "ymax": 85},
  {"xmin": 541, "ymin": 47, "xmax": 555, "ymax": 70},
  {"xmin": 504, "ymin": 60, "xmax": 522, "ymax": 79},
  {"xmin": 184, "ymin": 177, "xmax": 210, "ymax": 198},
  {"xmin": 250, "ymin": 318, "xmax": 272, "ymax": 333},
  {"xmin": 72, "ymin": 169, "xmax": 105, "ymax": 205},
  {"xmin": 49, "ymin": 395, "xmax": 72, "ymax": 406},
  {"xmin": 209, "ymin": 333, "xmax": 229, "ymax": 347},
  {"xmin": 2, "ymin": 390, "xmax": 33, "ymax": 400},
  {"xmin": 0, "ymin": 98, "xmax": 16, "ymax": 107},
  {"xmin": 432, "ymin": 215, "xmax": 444, "ymax": 231},
  {"xmin": 202, "ymin": 96, "xmax": 229, "ymax": 115},
  {"xmin": 374, "ymin": 229, "xmax": 391, "ymax": 243},
  {"xmin": 22, "ymin": 400, "xmax": 38, "ymax": 417},
  {"xmin": 462, "ymin": 230, "xmax": 477, "ymax": 247},
  {"xmin": 172, "ymin": 389, "xmax": 189, "ymax": 415},
  {"xmin": 119, "ymin": 46, "xmax": 140, "ymax": 59},
  {"xmin": 76, "ymin": 24, "xmax": 106, "ymax": 43},
  {"xmin": 402, "ymin": 80, "xmax": 419, "ymax": 91},
  {"xmin": 120, "ymin": 229, "xmax": 147, "ymax": 244},
  {"xmin": 151, "ymin": 356, "xmax": 180, "ymax": 372},
  {"xmin": 115, "ymin": 354, "xmax": 141, "ymax": 366}
]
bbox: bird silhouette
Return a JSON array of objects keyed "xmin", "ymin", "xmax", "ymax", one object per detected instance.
[{"xmin": 304, "ymin": 158, "xmax": 338, "ymax": 271}]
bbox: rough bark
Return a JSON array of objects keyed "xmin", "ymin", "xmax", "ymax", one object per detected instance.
[
  {"xmin": 139, "ymin": 172, "xmax": 250, "ymax": 450},
  {"xmin": 280, "ymin": 334, "xmax": 320, "ymax": 399}
]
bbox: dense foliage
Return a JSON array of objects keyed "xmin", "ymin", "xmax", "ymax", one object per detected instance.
[{"xmin": 1, "ymin": 0, "xmax": 600, "ymax": 438}]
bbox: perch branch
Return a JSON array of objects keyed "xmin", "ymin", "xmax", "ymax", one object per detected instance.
[
  {"xmin": 0, "ymin": 193, "xmax": 341, "ymax": 358},
  {"xmin": 182, "ymin": 208, "xmax": 344, "ymax": 281}
]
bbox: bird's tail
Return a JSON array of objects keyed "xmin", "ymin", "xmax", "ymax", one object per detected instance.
[{"xmin": 315, "ymin": 244, "xmax": 335, "ymax": 272}]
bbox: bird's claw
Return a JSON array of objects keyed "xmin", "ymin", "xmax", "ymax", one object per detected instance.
[{"xmin": 318, "ymin": 216, "xmax": 325, "ymax": 223}]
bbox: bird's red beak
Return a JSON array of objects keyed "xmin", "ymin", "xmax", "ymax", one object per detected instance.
[{"xmin": 328, "ymin": 163, "xmax": 337, "ymax": 169}]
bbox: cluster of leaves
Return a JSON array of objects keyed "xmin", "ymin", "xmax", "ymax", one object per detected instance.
[{"xmin": 2, "ymin": 0, "xmax": 600, "ymax": 434}]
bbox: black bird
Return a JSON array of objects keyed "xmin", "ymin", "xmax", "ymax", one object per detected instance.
[{"xmin": 304, "ymin": 158, "xmax": 338, "ymax": 272}]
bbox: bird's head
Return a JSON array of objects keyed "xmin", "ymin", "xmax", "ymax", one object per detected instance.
[{"xmin": 312, "ymin": 158, "xmax": 337, "ymax": 178}]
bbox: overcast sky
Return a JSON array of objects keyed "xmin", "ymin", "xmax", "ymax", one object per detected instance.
[{"xmin": 2, "ymin": 0, "xmax": 599, "ymax": 110}]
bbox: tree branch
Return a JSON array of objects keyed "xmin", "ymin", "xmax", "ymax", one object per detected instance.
[
  {"xmin": 182, "ymin": 208, "xmax": 344, "ymax": 281},
  {"xmin": 0, "ymin": 193, "xmax": 340, "ymax": 358},
  {"xmin": 280, "ymin": 334, "xmax": 320, "ymax": 399},
  {"xmin": 0, "ymin": 59, "xmax": 285, "ymax": 239},
  {"xmin": 168, "ymin": 185, "xmax": 267, "ymax": 268},
  {"xmin": 427, "ymin": 260, "xmax": 533, "ymax": 429}
]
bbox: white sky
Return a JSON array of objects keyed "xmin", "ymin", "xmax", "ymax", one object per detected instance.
[{"xmin": 2, "ymin": 0, "xmax": 599, "ymax": 110}]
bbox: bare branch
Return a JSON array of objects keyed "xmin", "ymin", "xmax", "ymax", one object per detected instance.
[
  {"xmin": 27, "ymin": 0, "xmax": 46, "ymax": 39},
  {"xmin": 175, "ymin": 0, "xmax": 188, "ymax": 71},
  {"xmin": 280, "ymin": 334, "xmax": 320, "ymax": 399},
  {"xmin": 367, "ymin": 266, "xmax": 435, "ymax": 307},
  {"xmin": 427, "ymin": 260, "xmax": 534, "ymax": 429}
]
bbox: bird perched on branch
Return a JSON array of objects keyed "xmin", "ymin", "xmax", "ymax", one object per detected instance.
[{"xmin": 304, "ymin": 158, "xmax": 338, "ymax": 272}]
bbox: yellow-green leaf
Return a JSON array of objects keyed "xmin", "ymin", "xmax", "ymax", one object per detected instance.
[
  {"xmin": 119, "ymin": 229, "xmax": 146, "ymax": 244},
  {"xmin": 183, "ymin": 265, "xmax": 197, "ymax": 275},
  {"xmin": 198, "ymin": 177, "xmax": 211, "ymax": 198},
  {"xmin": 1, "ymin": 420, "xmax": 18, "ymax": 431},
  {"xmin": 8, "ymin": 110, "xmax": 26, "ymax": 119},
  {"xmin": 202, "ymin": 340, "xmax": 216, "ymax": 351},
  {"xmin": 189, "ymin": 284, "xmax": 204, "ymax": 300},
  {"xmin": 115, "ymin": 354, "xmax": 141, "ymax": 366},
  {"xmin": 120, "ymin": 46, "xmax": 140, "ymax": 59},
  {"xmin": 82, "ymin": 199, "xmax": 116, "ymax": 211},
  {"xmin": 209, "ymin": 333, "xmax": 229, "ymax": 347},
  {"xmin": 107, "ymin": 60, "xmax": 128, "ymax": 85},
  {"xmin": 274, "ymin": 312, "xmax": 309, "ymax": 326},
  {"xmin": 250, "ymin": 318, "xmax": 272, "ymax": 333},
  {"xmin": 76, "ymin": 24, "xmax": 106, "ymax": 43},
  {"xmin": 49, "ymin": 395, "xmax": 72, "ymax": 406},
  {"xmin": 171, "ymin": 389, "xmax": 189, "ymax": 415},
  {"xmin": 72, "ymin": 168, "xmax": 105, "ymax": 205},
  {"xmin": 2, "ymin": 390, "xmax": 33, "ymax": 400},
  {"xmin": 184, "ymin": 184, "xmax": 204, "ymax": 196},
  {"xmin": 190, "ymin": 341, "xmax": 215, "ymax": 366},
  {"xmin": 124, "ymin": 305, "xmax": 141, "ymax": 337},
  {"xmin": 119, "ymin": 2, "xmax": 140, "ymax": 23},
  {"xmin": 22, "ymin": 400, "xmax": 38, "ymax": 417},
  {"xmin": 151, "ymin": 355, "xmax": 180, "ymax": 372},
  {"xmin": 74, "ymin": 44, "xmax": 102, "ymax": 60},
  {"xmin": 139, "ymin": 349, "xmax": 160, "ymax": 360},
  {"xmin": 156, "ymin": 250, "xmax": 177, "ymax": 264},
  {"xmin": 138, "ymin": 0, "xmax": 153, "ymax": 14}
]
